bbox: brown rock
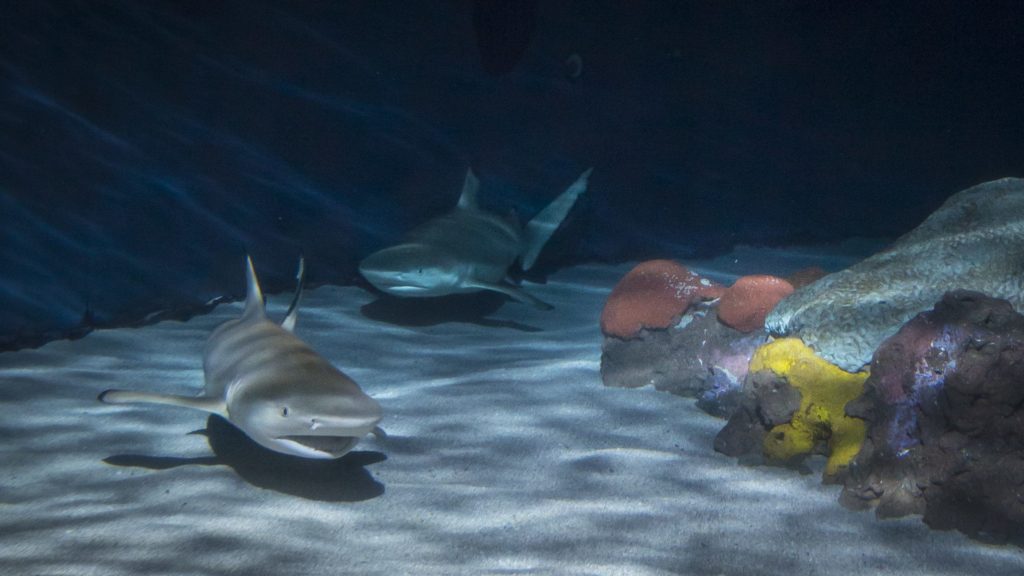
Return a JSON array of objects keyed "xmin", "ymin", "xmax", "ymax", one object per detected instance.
[
  {"xmin": 840, "ymin": 290, "xmax": 1024, "ymax": 546},
  {"xmin": 601, "ymin": 304, "xmax": 764, "ymax": 408}
]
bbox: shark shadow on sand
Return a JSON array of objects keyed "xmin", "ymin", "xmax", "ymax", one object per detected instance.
[
  {"xmin": 358, "ymin": 287, "xmax": 542, "ymax": 332},
  {"xmin": 104, "ymin": 415, "xmax": 386, "ymax": 503}
]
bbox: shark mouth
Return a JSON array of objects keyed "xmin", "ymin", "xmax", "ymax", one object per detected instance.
[
  {"xmin": 378, "ymin": 283, "xmax": 421, "ymax": 291},
  {"xmin": 362, "ymin": 276, "xmax": 430, "ymax": 293},
  {"xmin": 279, "ymin": 435, "xmax": 359, "ymax": 458}
]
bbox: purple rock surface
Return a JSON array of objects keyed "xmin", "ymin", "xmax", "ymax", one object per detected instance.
[{"xmin": 841, "ymin": 290, "xmax": 1024, "ymax": 545}]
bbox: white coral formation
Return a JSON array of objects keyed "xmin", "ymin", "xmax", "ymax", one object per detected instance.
[{"xmin": 766, "ymin": 177, "xmax": 1024, "ymax": 372}]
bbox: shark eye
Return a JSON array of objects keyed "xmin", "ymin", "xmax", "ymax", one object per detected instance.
[{"xmin": 280, "ymin": 407, "xmax": 289, "ymax": 417}]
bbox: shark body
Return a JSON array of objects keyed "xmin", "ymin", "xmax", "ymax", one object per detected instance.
[
  {"xmin": 100, "ymin": 257, "xmax": 382, "ymax": 459},
  {"xmin": 359, "ymin": 168, "xmax": 592, "ymax": 309}
]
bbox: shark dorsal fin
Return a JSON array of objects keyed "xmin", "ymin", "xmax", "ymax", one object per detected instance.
[
  {"xmin": 457, "ymin": 169, "xmax": 480, "ymax": 210},
  {"xmin": 520, "ymin": 168, "xmax": 592, "ymax": 271},
  {"xmin": 281, "ymin": 256, "xmax": 305, "ymax": 332},
  {"xmin": 243, "ymin": 255, "xmax": 266, "ymax": 318}
]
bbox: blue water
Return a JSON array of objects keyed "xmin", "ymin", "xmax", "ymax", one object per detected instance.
[{"xmin": 1, "ymin": 1, "xmax": 1021, "ymax": 348}]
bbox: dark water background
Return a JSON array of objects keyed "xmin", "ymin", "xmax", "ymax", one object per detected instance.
[{"xmin": 1, "ymin": 0, "xmax": 1022, "ymax": 348}]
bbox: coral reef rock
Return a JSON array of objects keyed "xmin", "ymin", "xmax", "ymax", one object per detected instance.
[
  {"xmin": 716, "ymin": 275, "xmax": 794, "ymax": 333},
  {"xmin": 600, "ymin": 260, "xmax": 723, "ymax": 339},
  {"xmin": 715, "ymin": 338, "xmax": 869, "ymax": 479},
  {"xmin": 840, "ymin": 290, "xmax": 1024, "ymax": 545},
  {"xmin": 766, "ymin": 177, "xmax": 1024, "ymax": 372},
  {"xmin": 601, "ymin": 304, "xmax": 765, "ymax": 416},
  {"xmin": 713, "ymin": 368, "xmax": 803, "ymax": 463}
]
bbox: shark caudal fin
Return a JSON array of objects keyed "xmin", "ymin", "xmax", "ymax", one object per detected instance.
[
  {"xmin": 281, "ymin": 256, "xmax": 306, "ymax": 332},
  {"xmin": 457, "ymin": 169, "xmax": 481, "ymax": 210},
  {"xmin": 99, "ymin": 389, "xmax": 227, "ymax": 416},
  {"xmin": 520, "ymin": 168, "xmax": 592, "ymax": 271},
  {"xmin": 243, "ymin": 255, "xmax": 266, "ymax": 319}
]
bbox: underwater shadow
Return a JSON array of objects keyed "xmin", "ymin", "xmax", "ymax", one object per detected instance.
[
  {"xmin": 103, "ymin": 415, "xmax": 386, "ymax": 502},
  {"xmin": 359, "ymin": 290, "xmax": 541, "ymax": 332}
]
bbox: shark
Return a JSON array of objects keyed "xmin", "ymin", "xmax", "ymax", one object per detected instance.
[
  {"xmin": 100, "ymin": 256, "xmax": 383, "ymax": 460},
  {"xmin": 359, "ymin": 167, "xmax": 592, "ymax": 309}
]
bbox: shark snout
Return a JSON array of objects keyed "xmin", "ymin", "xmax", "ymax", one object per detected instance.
[
  {"xmin": 312, "ymin": 393, "xmax": 382, "ymax": 433},
  {"xmin": 359, "ymin": 244, "xmax": 462, "ymax": 296},
  {"xmin": 359, "ymin": 250, "xmax": 411, "ymax": 291},
  {"xmin": 263, "ymin": 396, "xmax": 382, "ymax": 459},
  {"xmin": 358, "ymin": 257, "xmax": 394, "ymax": 283}
]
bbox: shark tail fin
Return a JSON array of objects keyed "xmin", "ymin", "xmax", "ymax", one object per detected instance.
[
  {"xmin": 243, "ymin": 255, "xmax": 266, "ymax": 319},
  {"xmin": 99, "ymin": 389, "xmax": 227, "ymax": 417},
  {"xmin": 457, "ymin": 169, "xmax": 481, "ymax": 210},
  {"xmin": 281, "ymin": 255, "xmax": 306, "ymax": 332},
  {"xmin": 520, "ymin": 168, "xmax": 592, "ymax": 271}
]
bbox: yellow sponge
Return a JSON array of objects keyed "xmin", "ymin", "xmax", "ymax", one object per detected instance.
[{"xmin": 750, "ymin": 338, "xmax": 869, "ymax": 477}]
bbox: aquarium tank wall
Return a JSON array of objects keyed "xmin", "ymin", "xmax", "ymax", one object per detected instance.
[{"xmin": 2, "ymin": 0, "xmax": 1021, "ymax": 348}]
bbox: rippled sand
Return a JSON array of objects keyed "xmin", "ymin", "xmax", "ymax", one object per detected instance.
[{"xmin": 3, "ymin": 250, "xmax": 1023, "ymax": 575}]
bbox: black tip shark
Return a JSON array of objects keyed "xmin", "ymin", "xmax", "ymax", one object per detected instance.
[
  {"xmin": 359, "ymin": 168, "xmax": 592, "ymax": 310},
  {"xmin": 100, "ymin": 257, "xmax": 383, "ymax": 460}
]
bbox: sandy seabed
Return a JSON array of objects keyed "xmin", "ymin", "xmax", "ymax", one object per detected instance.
[{"xmin": 3, "ymin": 246, "xmax": 1024, "ymax": 576}]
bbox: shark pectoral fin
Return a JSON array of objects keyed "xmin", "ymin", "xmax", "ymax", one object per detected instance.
[
  {"xmin": 465, "ymin": 280, "xmax": 554, "ymax": 310},
  {"xmin": 99, "ymin": 390, "xmax": 227, "ymax": 416}
]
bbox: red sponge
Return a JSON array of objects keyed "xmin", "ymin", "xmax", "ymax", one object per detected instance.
[
  {"xmin": 717, "ymin": 275, "xmax": 794, "ymax": 333},
  {"xmin": 600, "ymin": 260, "xmax": 724, "ymax": 339}
]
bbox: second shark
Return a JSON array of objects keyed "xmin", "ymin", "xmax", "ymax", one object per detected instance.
[{"xmin": 359, "ymin": 168, "xmax": 592, "ymax": 309}]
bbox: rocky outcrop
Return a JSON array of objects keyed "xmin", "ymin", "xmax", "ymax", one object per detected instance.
[
  {"xmin": 839, "ymin": 290, "xmax": 1024, "ymax": 545},
  {"xmin": 600, "ymin": 265, "xmax": 801, "ymax": 417},
  {"xmin": 601, "ymin": 305, "xmax": 765, "ymax": 416},
  {"xmin": 766, "ymin": 178, "xmax": 1024, "ymax": 372},
  {"xmin": 714, "ymin": 338, "xmax": 869, "ymax": 478},
  {"xmin": 713, "ymin": 368, "xmax": 803, "ymax": 463}
]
